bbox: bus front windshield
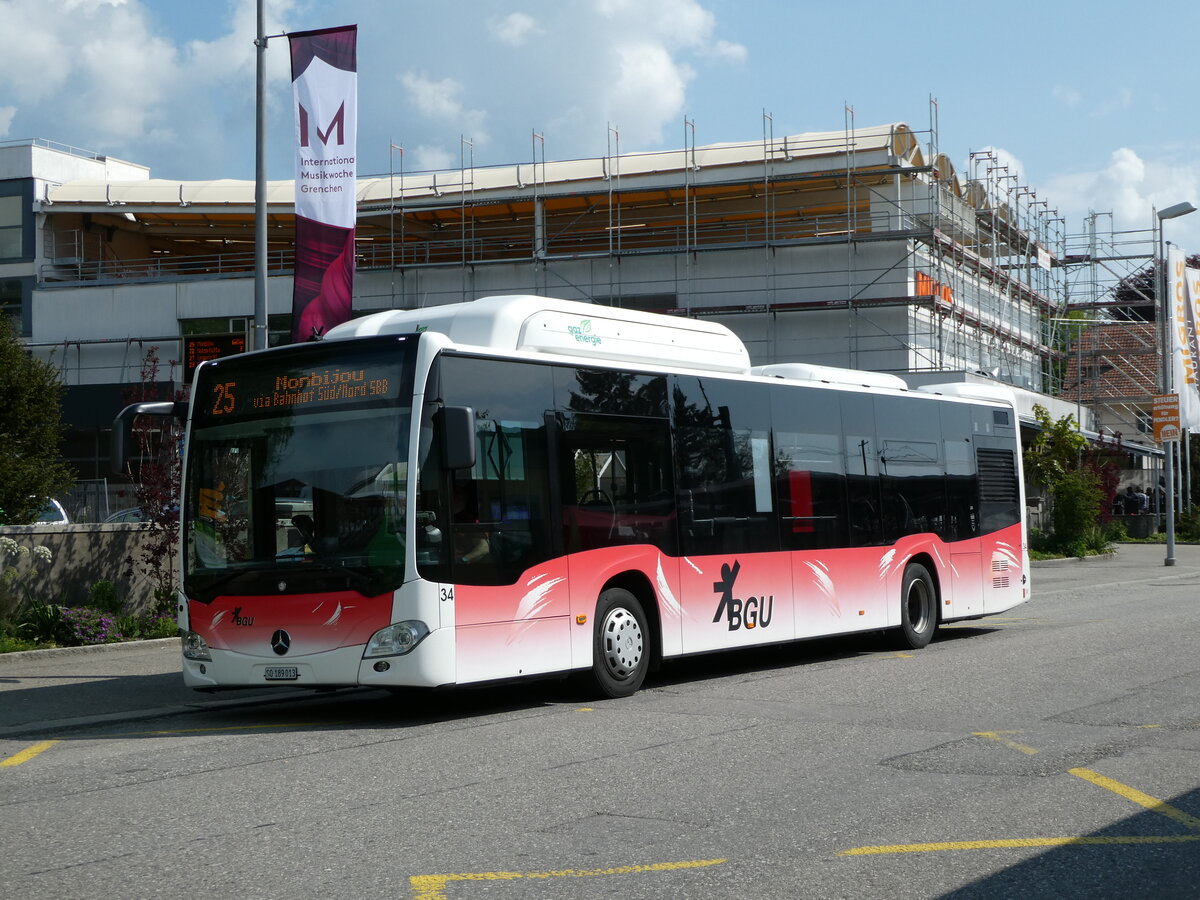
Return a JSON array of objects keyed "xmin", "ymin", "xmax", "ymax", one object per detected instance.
[{"xmin": 184, "ymin": 338, "xmax": 415, "ymax": 603}]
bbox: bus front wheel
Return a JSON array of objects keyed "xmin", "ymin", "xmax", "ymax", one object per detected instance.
[
  {"xmin": 591, "ymin": 588, "xmax": 649, "ymax": 698},
  {"xmin": 896, "ymin": 562, "xmax": 937, "ymax": 649}
]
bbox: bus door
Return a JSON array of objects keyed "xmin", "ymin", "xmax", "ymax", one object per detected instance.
[
  {"xmin": 556, "ymin": 412, "xmax": 682, "ymax": 658},
  {"xmin": 944, "ymin": 434, "xmax": 982, "ymax": 617},
  {"xmin": 674, "ymin": 376, "xmax": 789, "ymax": 653}
]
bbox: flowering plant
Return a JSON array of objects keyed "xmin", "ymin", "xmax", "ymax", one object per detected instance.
[{"xmin": 1, "ymin": 537, "xmax": 54, "ymax": 623}]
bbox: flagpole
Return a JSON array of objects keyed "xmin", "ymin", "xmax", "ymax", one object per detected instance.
[{"xmin": 253, "ymin": 0, "xmax": 268, "ymax": 351}]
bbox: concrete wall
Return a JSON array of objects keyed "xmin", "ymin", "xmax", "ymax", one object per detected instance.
[{"xmin": 0, "ymin": 524, "xmax": 169, "ymax": 614}]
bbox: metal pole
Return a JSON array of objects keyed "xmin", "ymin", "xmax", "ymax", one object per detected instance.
[
  {"xmin": 253, "ymin": 0, "xmax": 269, "ymax": 350},
  {"xmin": 1159, "ymin": 221, "xmax": 1176, "ymax": 566},
  {"xmin": 1187, "ymin": 430, "xmax": 1193, "ymax": 511}
]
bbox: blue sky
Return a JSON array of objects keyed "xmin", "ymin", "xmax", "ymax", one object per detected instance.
[{"xmin": 3, "ymin": 0, "xmax": 1199, "ymax": 247}]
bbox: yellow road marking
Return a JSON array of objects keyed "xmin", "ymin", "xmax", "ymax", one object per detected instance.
[
  {"xmin": 840, "ymin": 835, "xmax": 1200, "ymax": 856},
  {"xmin": 1069, "ymin": 768, "xmax": 1200, "ymax": 830},
  {"xmin": 973, "ymin": 731, "xmax": 1039, "ymax": 755},
  {"xmin": 576, "ymin": 707, "xmax": 594, "ymax": 712},
  {"xmin": 1, "ymin": 740, "xmax": 60, "ymax": 767},
  {"xmin": 409, "ymin": 858, "xmax": 726, "ymax": 900}
]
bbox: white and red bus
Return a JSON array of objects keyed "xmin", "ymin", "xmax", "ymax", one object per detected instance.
[{"xmin": 114, "ymin": 295, "xmax": 1029, "ymax": 697}]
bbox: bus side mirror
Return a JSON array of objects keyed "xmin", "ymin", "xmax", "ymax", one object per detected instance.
[
  {"xmin": 440, "ymin": 405, "xmax": 476, "ymax": 471},
  {"xmin": 110, "ymin": 401, "xmax": 188, "ymax": 475}
]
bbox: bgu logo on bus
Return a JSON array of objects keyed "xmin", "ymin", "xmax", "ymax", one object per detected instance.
[{"xmin": 712, "ymin": 560, "xmax": 774, "ymax": 631}]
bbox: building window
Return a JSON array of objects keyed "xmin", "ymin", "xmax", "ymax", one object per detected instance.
[
  {"xmin": 0, "ymin": 194, "xmax": 25, "ymax": 260},
  {"xmin": 0, "ymin": 278, "xmax": 29, "ymax": 334}
]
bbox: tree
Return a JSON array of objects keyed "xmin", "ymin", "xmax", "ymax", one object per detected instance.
[
  {"xmin": 1024, "ymin": 404, "xmax": 1105, "ymax": 553},
  {"xmin": 118, "ymin": 346, "xmax": 186, "ymax": 606},
  {"xmin": 1109, "ymin": 253, "xmax": 1200, "ymax": 321},
  {"xmin": 0, "ymin": 316, "xmax": 75, "ymax": 525}
]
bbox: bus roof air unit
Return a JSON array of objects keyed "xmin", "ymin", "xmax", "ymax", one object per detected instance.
[
  {"xmin": 325, "ymin": 295, "xmax": 752, "ymax": 374},
  {"xmin": 751, "ymin": 363, "xmax": 909, "ymax": 391}
]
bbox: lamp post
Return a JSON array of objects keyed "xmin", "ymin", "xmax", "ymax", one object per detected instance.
[
  {"xmin": 253, "ymin": 0, "xmax": 268, "ymax": 351},
  {"xmin": 1157, "ymin": 201, "xmax": 1196, "ymax": 566}
]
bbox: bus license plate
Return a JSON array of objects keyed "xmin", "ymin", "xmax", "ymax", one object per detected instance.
[{"xmin": 264, "ymin": 666, "xmax": 299, "ymax": 681}]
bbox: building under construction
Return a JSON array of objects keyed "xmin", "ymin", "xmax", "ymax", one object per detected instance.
[{"xmin": 5, "ymin": 118, "xmax": 1074, "ymax": 500}]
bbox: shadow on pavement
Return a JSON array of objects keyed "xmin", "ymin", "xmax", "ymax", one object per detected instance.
[{"xmin": 939, "ymin": 786, "xmax": 1200, "ymax": 899}]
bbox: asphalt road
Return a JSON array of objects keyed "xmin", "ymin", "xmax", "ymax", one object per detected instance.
[{"xmin": 2, "ymin": 543, "xmax": 1199, "ymax": 899}]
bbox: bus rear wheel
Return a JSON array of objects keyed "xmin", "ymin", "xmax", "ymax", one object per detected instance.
[
  {"xmin": 896, "ymin": 562, "xmax": 937, "ymax": 649},
  {"xmin": 591, "ymin": 588, "xmax": 649, "ymax": 698}
]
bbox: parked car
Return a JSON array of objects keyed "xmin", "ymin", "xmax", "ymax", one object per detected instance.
[
  {"xmin": 103, "ymin": 506, "xmax": 148, "ymax": 524},
  {"xmin": 103, "ymin": 505, "xmax": 180, "ymax": 524},
  {"xmin": 36, "ymin": 499, "xmax": 70, "ymax": 525}
]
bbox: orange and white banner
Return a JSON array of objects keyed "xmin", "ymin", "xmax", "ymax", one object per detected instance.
[{"xmin": 1167, "ymin": 246, "xmax": 1200, "ymax": 430}]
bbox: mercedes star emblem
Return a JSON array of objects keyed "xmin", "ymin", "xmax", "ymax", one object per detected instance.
[{"xmin": 271, "ymin": 629, "xmax": 291, "ymax": 655}]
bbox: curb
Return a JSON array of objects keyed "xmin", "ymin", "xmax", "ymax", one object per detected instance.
[
  {"xmin": 1030, "ymin": 551, "xmax": 1117, "ymax": 567},
  {"xmin": 0, "ymin": 637, "xmax": 178, "ymax": 665}
]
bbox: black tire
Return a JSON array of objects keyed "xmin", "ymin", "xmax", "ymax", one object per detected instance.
[
  {"xmin": 590, "ymin": 588, "xmax": 649, "ymax": 698},
  {"xmin": 895, "ymin": 562, "xmax": 937, "ymax": 649}
]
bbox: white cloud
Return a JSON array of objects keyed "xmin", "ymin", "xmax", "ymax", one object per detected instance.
[
  {"xmin": 597, "ymin": 0, "xmax": 715, "ymax": 48},
  {"xmin": 0, "ymin": 0, "xmax": 745, "ymax": 179},
  {"xmin": 709, "ymin": 39, "xmax": 747, "ymax": 63},
  {"xmin": 400, "ymin": 72, "xmax": 488, "ymax": 143},
  {"xmin": 409, "ymin": 144, "xmax": 455, "ymax": 172},
  {"xmin": 1092, "ymin": 87, "xmax": 1133, "ymax": 118},
  {"xmin": 606, "ymin": 41, "xmax": 692, "ymax": 146},
  {"xmin": 964, "ymin": 146, "xmax": 1027, "ymax": 199},
  {"xmin": 1052, "ymin": 84, "xmax": 1081, "ymax": 108},
  {"xmin": 0, "ymin": 0, "xmax": 297, "ymax": 174},
  {"xmin": 0, "ymin": 107, "xmax": 16, "ymax": 138},
  {"xmin": 1042, "ymin": 147, "xmax": 1200, "ymax": 250},
  {"xmin": 490, "ymin": 12, "xmax": 541, "ymax": 46},
  {"xmin": 402, "ymin": 73, "xmax": 466, "ymax": 120}
]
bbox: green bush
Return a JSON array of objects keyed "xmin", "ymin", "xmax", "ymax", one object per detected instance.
[
  {"xmin": 1103, "ymin": 519, "xmax": 1130, "ymax": 543},
  {"xmin": 1051, "ymin": 470, "xmax": 1102, "ymax": 552},
  {"xmin": 1029, "ymin": 529, "xmax": 1056, "ymax": 553},
  {"xmin": 16, "ymin": 597, "xmax": 69, "ymax": 644},
  {"xmin": 0, "ymin": 633, "xmax": 43, "ymax": 653},
  {"xmin": 88, "ymin": 580, "xmax": 123, "ymax": 615},
  {"xmin": 1082, "ymin": 525, "xmax": 1114, "ymax": 555},
  {"xmin": 1178, "ymin": 506, "xmax": 1200, "ymax": 542}
]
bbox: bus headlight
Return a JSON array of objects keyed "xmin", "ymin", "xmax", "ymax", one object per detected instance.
[
  {"xmin": 181, "ymin": 630, "xmax": 212, "ymax": 661},
  {"xmin": 364, "ymin": 621, "xmax": 429, "ymax": 658}
]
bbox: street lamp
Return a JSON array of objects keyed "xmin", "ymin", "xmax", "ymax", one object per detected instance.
[{"xmin": 1157, "ymin": 201, "xmax": 1196, "ymax": 566}]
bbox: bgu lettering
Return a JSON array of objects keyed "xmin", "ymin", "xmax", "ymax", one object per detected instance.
[{"xmin": 712, "ymin": 560, "xmax": 774, "ymax": 631}]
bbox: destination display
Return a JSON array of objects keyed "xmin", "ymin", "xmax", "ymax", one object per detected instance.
[{"xmin": 194, "ymin": 339, "xmax": 412, "ymax": 424}]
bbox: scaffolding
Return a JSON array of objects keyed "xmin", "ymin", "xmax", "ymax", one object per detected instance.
[
  {"xmin": 1057, "ymin": 212, "xmax": 1158, "ymax": 442},
  {"xmin": 36, "ymin": 110, "xmax": 1065, "ymax": 394}
]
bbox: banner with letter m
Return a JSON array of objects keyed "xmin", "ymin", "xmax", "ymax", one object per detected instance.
[{"xmin": 289, "ymin": 25, "xmax": 357, "ymax": 343}]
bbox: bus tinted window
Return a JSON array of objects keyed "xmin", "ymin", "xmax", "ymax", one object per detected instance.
[
  {"xmin": 673, "ymin": 375, "xmax": 776, "ymax": 556},
  {"xmin": 941, "ymin": 403, "xmax": 979, "ymax": 541},
  {"xmin": 423, "ymin": 355, "xmax": 556, "ymax": 585},
  {"xmin": 771, "ymin": 385, "xmax": 848, "ymax": 550},
  {"xmin": 876, "ymin": 396, "xmax": 946, "ymax": 542},
  {"xmin": 841, "ymin": 392, "xmax": 883, "ymax": 546},
  {"xmin": 562, "ymin": 367, "xmax": 668, "ymax": 417}
]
